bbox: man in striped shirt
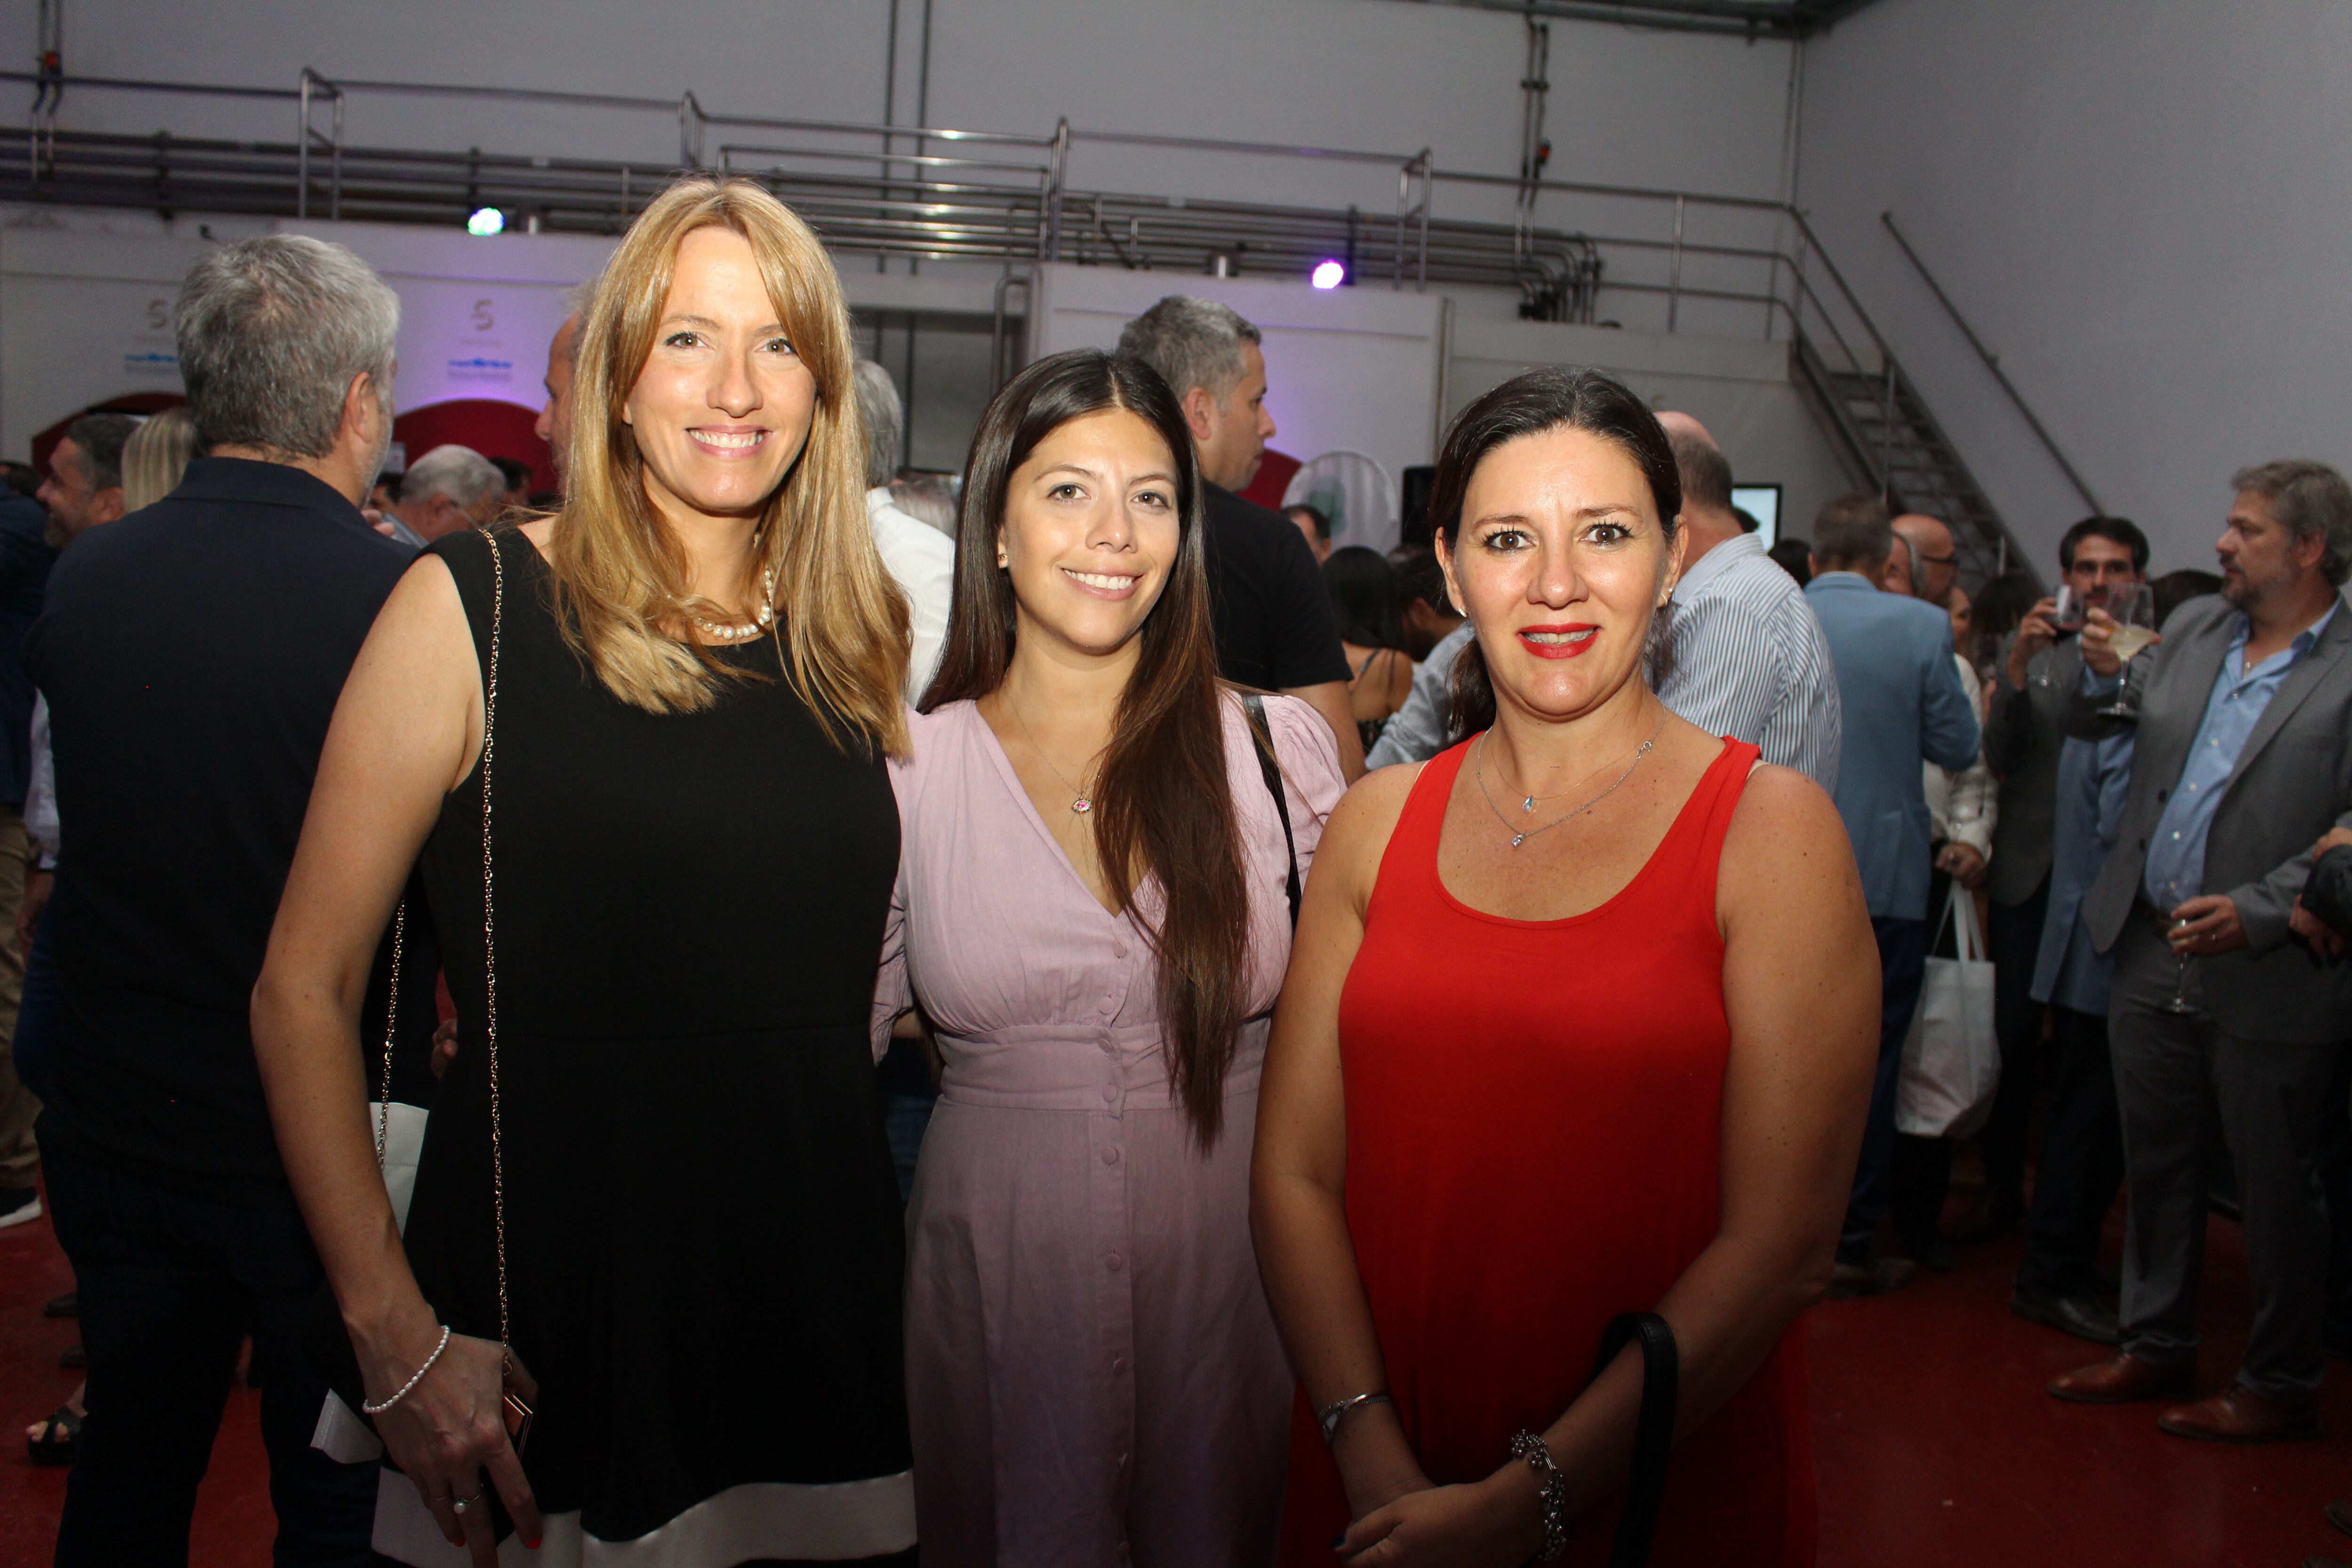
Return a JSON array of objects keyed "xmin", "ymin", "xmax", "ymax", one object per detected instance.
[{"xmin": 1649, "ymin": 414, "xmax": 1843, "ymax": 790}]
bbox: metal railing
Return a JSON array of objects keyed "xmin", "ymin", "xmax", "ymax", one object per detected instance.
[{"xmin": 4, "ymin": 65, "xmax": 2030, "ymax": 568}]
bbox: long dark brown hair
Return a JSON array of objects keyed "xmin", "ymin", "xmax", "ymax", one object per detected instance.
[
  {"xmin": 923, "ymin": 350, "xmax": 1250, "ymax": 1144},
  {"xmin": 1433, "ymin": 368, "xmax": 1682, "ymax": 740}
]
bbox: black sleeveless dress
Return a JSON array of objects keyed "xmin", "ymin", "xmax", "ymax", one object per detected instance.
[{"xmin": 385, "ymin": 527, "xmax": 914, "ymax": 1564}]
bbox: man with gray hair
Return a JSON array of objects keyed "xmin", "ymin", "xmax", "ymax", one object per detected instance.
[
  {"xmin": 382, "ymin": 442, "xmax": 504, "ymax": 547},
  {"xmin": 851, "ymin": 358, "xmax": 955, "ymax": 703},
  {"xmin": 1117, "ymin": 295, "xmax": 1361, "ymax": 779},
  {"xmin": 26, "ymin": 233, "xmax": 414, "ymax": 1563},
  {"xmin": 2050, "ymin": 459, "xmax": 2352, "ymax": 1442},
  {"xmin": 1647, "ymin": 411, "xmax": 1841, "ymax": 790}
]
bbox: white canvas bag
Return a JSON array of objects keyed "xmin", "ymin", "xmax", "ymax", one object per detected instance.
[{"xmin": 1894, "ymin": 881, "xmax": 2000, "ymax": 1138}]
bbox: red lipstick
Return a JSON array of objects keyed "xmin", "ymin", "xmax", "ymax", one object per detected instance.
[{"xmin": 1517, "ymin": 623, "xmax": 1599, "ymax": 660}]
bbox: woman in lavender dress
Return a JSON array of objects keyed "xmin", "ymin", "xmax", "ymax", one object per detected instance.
[{"xmin": 872, "ymin": 350, "xmax": 1343, "ymax": 1564}]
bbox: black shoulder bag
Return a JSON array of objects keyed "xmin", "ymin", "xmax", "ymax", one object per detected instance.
[{"xmin": 1240, "ymin": 693, "xmax": 1301, "ymax": 928}]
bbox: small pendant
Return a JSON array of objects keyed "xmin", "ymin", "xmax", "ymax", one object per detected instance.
[
  {"xmin": 1521, "ymin": 796, "xmax": 1536, "ymax": 813},
  {"xmin": 1072, "ymin": 796, "xmax": 1093, "ymax": 814},
  {"xmin": 1510, "ymin": 832, "xmax": 1527, "ymax": 848}
]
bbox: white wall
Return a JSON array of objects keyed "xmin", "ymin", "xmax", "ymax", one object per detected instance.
[
  {"xmin": 1031, "ymin": 263, "xmax": 1446, "ymax": 511},
  {"xmin": 1446, "ymin": 317, "xmax": 1853, "ymax": 544},
  {"xmin": 1795, "ymin": 0, "xmax": 2352, "ymax": 579}
]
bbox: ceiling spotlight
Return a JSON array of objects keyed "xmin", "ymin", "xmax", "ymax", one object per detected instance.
[
  {"xmin": 1311, "ymin": 259, "xmax": 1345, "ymax": 290},
  {"xmin": 467, "ymin": 207, "xmax": 506, "ymax": 237}
]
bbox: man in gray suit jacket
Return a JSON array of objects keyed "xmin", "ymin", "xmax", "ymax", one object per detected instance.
[
  {"xmin": 2050, "ymin": 461, "xmax": 2352, "ymax": 1443},
  {"xmin": 1978, "ymin": 519, "xmax": 2147, "ymax": 1343},
  {"xmin": 1804, "ymin": 497, "xmax": 1981, "ymax": 1297}
]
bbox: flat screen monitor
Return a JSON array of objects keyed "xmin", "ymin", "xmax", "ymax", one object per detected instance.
[{"xmin": 1731, "ymin": 483, "xmax": 1781, "ymax": 549}]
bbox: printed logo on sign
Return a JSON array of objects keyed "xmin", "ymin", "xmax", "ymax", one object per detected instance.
[
  {"xmin": 124, "ymin": 351, "xmax": 178, "ymax": 376},
  {"xmin": 447, "ymin": 356, "xmax": 514, "ymax": 385}
]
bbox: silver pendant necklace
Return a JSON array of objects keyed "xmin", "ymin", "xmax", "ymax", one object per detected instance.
[
  {"xmin": 1473, "ymin": 713, "xmax": 1668, "ymax": 849},
  {"xmin": 1008, "ymin": 696, "xmax": 1103, "ymax": 815}
]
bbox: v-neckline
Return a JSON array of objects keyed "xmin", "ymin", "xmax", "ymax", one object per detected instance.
[{"xmin": 965, "ymin": 701, "xmax": 1131, "ymax": 922}]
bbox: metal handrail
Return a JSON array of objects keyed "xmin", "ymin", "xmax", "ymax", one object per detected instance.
[{"xmin": 1880, "ymin": 211, "xmax": 2104, "ymax": 515}]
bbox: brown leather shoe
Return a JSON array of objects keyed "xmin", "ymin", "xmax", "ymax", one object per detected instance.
[
  {"xmin": 2157, "ymin": 1386, "xmax": 2320, "ymax": 1442},
  {"xmin": 2047, "ymin": 1353, "xmax": 2195, "ymax": 1404}
]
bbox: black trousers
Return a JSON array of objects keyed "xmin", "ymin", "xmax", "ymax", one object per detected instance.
[
  {"xmin": 2012, "ymin": 1004, "xmax": 2126, "ymax": 1298},
  {"xmin": 41, "ymin": 1116, "xmax": 383, "ymax": 1568},
  {"xmin": 1841, "ymin": 915, "xmax": 1931, "ymax": 1265},
  {"xmin": 1980, "ymin": 877, "xmax": 2053, "ymax": 1206}
]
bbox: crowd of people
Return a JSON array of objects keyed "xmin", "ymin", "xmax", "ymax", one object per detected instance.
[{"xmin": 1, "ymin": 171, "xmax": 2349, "ymax": 1568}]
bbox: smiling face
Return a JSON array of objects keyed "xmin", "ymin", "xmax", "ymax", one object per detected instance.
[
  {"xmin": 1438, "ymin": 424, "xmax": 1680, "ymax": 723},
  {"xmin": 997, "ymin": 407, "xmax": 1184, "ymax": 664},
  {"xmin": 622, "ymin": 225, "xmax": 817, "ymax": 527}
]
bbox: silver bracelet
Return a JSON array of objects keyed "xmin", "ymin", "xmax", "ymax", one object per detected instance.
[
  {"xmin": 1317, "ymin": 1390, "xmax": 1392, "ymax": 1445},
  {"xmin": 1510, "ymin": 1429, "xmax": 1567, "ymax": 1561},
  {"xmin": 362, "ymin": 1324, "xmax": 452, "ymax": 1417}
]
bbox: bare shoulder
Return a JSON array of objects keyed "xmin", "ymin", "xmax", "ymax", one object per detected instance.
[
  {"xmin": 1316, "ymin": 761, "xmax": 1423, "ymax": 902},
  {"xmin": 1719, "ymin": 763, "xmax": 1859, "ymax": 915},
  {"xmin": 517, "ymin": 514, "xmax": 558, "ymax": 552}
]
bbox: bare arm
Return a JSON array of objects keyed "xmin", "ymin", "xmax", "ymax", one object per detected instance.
[
  {"xmin": 1299, "ymin": 765, "xmax": 1879, "ymax": 1565},
  {"xmin": 249, "ymin": 553, "xmax": 539, "ymax": 1563},
  {"xmin": 1252, "ymin": 766, "xmax": 1426, "ymax": 1515},
  {"xmin": 1285, "ymin": 678, "xmax": 1367, "ymax": 782}
]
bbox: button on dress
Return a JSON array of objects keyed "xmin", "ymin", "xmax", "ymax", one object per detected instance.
[{"xmin": 874, "ymin": 694, "xmax": 1343, "ymax": 1566}]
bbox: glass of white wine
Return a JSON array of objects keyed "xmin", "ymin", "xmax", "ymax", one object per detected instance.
[{"xmin": 2096, "ymin": 583, "xmax": 2159, "ymax": 720}]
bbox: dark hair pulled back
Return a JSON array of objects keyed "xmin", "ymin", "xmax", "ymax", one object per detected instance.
[{"xmin": 1432, "ymin": 368, "xmax": 1681, "ymax": 740}]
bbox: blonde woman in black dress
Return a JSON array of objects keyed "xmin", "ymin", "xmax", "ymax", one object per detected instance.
[{"xmin": 253, "ymin": 179, "xmax": 917, "ymax": 1566}]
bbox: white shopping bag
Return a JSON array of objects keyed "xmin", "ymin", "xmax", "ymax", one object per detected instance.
[{"xmin": 1894, "ymin": 881, "xmax": 2000, "ymax": 1138}]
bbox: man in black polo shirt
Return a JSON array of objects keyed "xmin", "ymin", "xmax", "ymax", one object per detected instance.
[
  {"xmin": 1118, "ymin": 296, "xmax": 1362, "ymax": 779},
  {"xmin": 27, "ymin": 235, "xmax": 413, "ymax": 1565}
]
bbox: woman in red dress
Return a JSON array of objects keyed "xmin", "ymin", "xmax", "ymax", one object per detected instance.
[{"xmin": 1251, "ymin": 369, "xmax": 1877, "ymax": 1566}]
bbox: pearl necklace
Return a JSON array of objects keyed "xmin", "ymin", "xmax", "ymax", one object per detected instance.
[{"xmin": 687, "ymin": 568, "xmax": 778, "ymax": 642}]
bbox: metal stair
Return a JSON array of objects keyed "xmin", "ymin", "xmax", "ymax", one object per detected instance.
[{"xmin": 1790, "ymin": 329, "xmax": 2013, "ymax": 583}]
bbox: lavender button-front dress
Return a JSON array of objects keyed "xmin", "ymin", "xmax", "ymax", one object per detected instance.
[{"xmin": 872, "ymin": 693, "xmax": 1343, "ymax": 1567}]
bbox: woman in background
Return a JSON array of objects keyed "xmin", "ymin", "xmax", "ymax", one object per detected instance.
[
  {"xmin": 1322, "ymin": 544, "xmax": 1415, "ymax": 757},
  {"xmin": 254, "ymin": 178, "xmax": 918, "ymax": 1566},
  {"xmin": 1254, "ymin": 369, "xmax": 1875, "ymax": 1565},
  {"xmin": 879, "ymin": 348, "xmax": 1343, "ymax": 1563}
]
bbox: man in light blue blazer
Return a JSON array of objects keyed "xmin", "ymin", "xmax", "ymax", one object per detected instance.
[{"xmin": 1804, "ymin": 496, "xmax": 1982, "ymax": 1297}]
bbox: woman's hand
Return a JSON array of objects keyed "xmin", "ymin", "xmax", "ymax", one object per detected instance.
[
  {"xmin": 370, "ymin": 1327, "xmax": 542, "ymax": 1565},
  {"xmin": 1337, "ymin": 1465, "xmax": 1544, "ymax": 1566}
]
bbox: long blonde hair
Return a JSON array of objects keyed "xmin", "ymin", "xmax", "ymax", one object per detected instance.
[{"xmin": 551, "ymin": 177, "xmax": 908, "ymax": 756}]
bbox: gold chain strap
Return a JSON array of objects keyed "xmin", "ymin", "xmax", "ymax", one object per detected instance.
[
  {"xmin": 483, "ymin": 531, "xmax": 511, "ymax": 1367},
  {"xmin": 373, "ymin": 902, "xmax": 406, "ymax": 1167}
]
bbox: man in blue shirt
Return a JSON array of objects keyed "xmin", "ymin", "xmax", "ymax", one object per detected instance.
[
  {"xmin": 1804, "ymin": 496, "xmax": 1981, "ymax": 1297},
  {"xmin": 2052, "ymin": 461, "xmax": 2352, "ymax": 1444}
]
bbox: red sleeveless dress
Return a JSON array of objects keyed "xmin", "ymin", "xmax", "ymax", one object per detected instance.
[{"xmin": 1279, "ymin": 735, "xmax": 1815, "ymax": 1567}]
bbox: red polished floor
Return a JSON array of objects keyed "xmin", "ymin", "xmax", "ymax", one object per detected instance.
[{"xmin": 3, "ymin": 1181, "xmax": 2347, "ymax": 1566}]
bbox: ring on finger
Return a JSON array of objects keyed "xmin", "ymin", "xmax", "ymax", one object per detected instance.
[{"xmin": 453, "ymin": 1489, "xmax": 485, "ymax": 1516}]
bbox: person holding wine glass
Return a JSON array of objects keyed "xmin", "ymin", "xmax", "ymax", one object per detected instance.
[{"xmin": 2051, "ymin": 460, "xmax": 2352, "ymax": 1443}]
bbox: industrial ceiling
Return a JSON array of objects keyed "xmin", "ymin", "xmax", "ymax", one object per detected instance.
[{"xmin": 1393, "ymin": 0, "xmax": 1886, "ymax": 40}]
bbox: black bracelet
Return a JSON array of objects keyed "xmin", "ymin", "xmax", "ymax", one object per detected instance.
[{"xmin": 1510, "ymin": 1429, "xmax": 1567, "ymax": 1561}]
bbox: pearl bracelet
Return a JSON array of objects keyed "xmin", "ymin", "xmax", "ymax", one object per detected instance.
[
  {"xmin": 363, "ymin": 1325, "xmax": 452, "ymax": 1417},
  {"xmin": 1510, "ymin": 1429, "xmax": 1568, "ymax": 1561}
]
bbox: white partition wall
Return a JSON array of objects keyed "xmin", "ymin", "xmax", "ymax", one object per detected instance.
[
  {"xmin": 1028, "ymin": 264, "xmax": 1447, "ymax": 517},
  {"xmin": 1446, "ymin": 317, "xmax": 1856, "ymax": 547}
]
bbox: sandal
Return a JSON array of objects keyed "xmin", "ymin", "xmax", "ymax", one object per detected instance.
[{"xmin": 28, "ymin": 1404, "xmax": 79, "ymax": 1465}]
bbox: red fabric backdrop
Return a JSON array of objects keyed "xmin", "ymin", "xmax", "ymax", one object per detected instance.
[{"xmin": 392, "ymin": 399, "xmax": 554, "ymax": 493}]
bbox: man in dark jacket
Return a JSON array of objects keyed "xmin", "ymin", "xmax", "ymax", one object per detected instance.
[{"xmin": 27, "ymin": 235, "xmax": 413, "ymax": 1565}]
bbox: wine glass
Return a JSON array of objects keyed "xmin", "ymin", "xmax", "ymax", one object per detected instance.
[
  {"xmin": 2096, "ymin": 584, "xmax": 2159, "ymax": 720},
  {"xmin": 2156, "ymin": 873, "xmax": 2200, "ymax": 1014},
  {"xmin": 2051, "ymin": 583, "xmax": 2092, "ymax": 634}
]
